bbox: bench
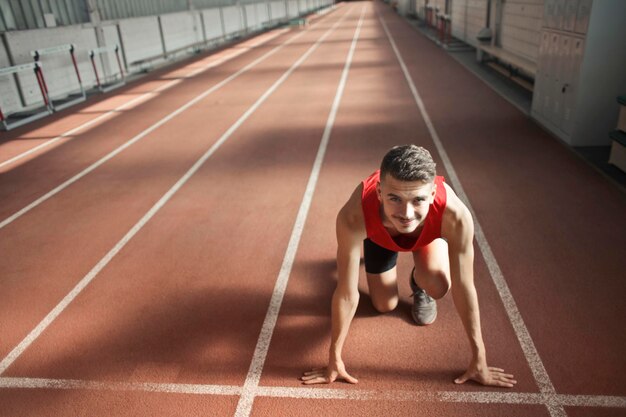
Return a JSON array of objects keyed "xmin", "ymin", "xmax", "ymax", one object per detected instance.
[{"xmin": 477, "ymin": 44, "xmax": 537, "ymax": 91}]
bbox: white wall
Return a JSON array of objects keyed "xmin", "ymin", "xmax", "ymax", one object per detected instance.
[
  {"xmin": 201, "ymin": 8, "xmax": 224, "ymax": 41},
  {"xmin": 118, "ymin": 16, "xmax": 163, "ymax": 68},
  {"xmin": 450, "ymin": 0, "xmax": 487, "ymax": 48},
  {"xmin": 500, "ymin": 0, "xmax": 543, "ymax": 62},
  {"xmin": 270, "ymin": 1, "xmax": 287, "ymax": 21},
  {"xmin": 287, "ymin": 0, "xmax": 300, "ymax": 18},
  {"xmin": 0, "ymin": 45, "xmax": 21, "ymax": 115},
  {"xmin": 160, "ymin": 12, "xmax": 204, "ymax": 54},
  {"xmin": 299, "ymin": 0, "xmax": 309, "ymax": 14},
  {"xmin": 221, "ymin": 6, "xmax": 244, "ymax": 36},
  {"xmin": 256, "ymin": 3, "xmax": 270, "ymax": 26},
  {"xmin": 245, "ymin": 4, "xmax": 259, "ymax": 30}
]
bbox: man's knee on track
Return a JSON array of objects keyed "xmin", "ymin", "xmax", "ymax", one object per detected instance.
[
  {"xmin": 372, "ymin": 296, "xmax": 398, "ymax": 313},
  {"xmin": 417, "ymin": 270, "xmax": 450, "ymax": 300}
]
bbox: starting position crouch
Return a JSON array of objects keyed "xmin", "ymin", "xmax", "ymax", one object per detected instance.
[{"xmin": 301, "ymin": 145, "xmax": 516, "ymax": 388}]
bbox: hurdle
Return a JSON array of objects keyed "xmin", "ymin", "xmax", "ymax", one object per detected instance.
[
  {"xmin": 89, "ymin": 45, "xmax": 125, "ymax": 93},
  {"xmin": 0, "ymin": 62, "xmax": 53, "ymax": 131},
  {"xmin": 31, "ymin": 44, "xmax": 87, "ymax": 111}
]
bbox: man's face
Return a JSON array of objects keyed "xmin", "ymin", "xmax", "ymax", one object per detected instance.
[{"xmin": 377, "ymin": 173, "xmax": 436, "ymax": 234}]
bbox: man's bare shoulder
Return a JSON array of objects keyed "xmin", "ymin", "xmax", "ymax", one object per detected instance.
[
  {"xmin": 337, "ymin": 183, "xmax": 367, "ymax": 237},
  {"xmin": 441, "ymin": 182, "xmax": 473, "ymax": 245}
]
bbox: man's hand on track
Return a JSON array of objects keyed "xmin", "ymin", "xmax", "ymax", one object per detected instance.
[
  {"xmin": 454, "ymin": 363, "xmax": 517, "ymax": 388},
  {"xmin": 301, "ymin": 362, "xmax": 358, "ymax": 385}
]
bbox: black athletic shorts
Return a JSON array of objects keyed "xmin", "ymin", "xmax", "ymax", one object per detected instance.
[{"xmin": 363, "ymin": 238, "xmax": 398, "ymax": 274}]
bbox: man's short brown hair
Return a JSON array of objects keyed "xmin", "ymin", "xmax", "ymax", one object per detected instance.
[{"xmin": 380, "ymin": 145, "xmax": 436, "ymax": 183}]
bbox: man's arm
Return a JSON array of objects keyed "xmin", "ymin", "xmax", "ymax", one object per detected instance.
[
  {"xmin": 301, "ymin": 187, "xmax": 365, "ymax": 385},
  {"xmin": 443, "ymin": 186, "xmax": 517, "ymax": 388}
]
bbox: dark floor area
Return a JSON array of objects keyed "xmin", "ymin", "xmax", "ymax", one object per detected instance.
[{"xmin": 573, "ymin": 145, "xmax": 626, "ymax": 187}]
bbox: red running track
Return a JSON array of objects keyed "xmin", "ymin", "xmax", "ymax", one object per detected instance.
[{"xmin": 0, "ymin": 2, "xmax": 624, "ymax": 416}]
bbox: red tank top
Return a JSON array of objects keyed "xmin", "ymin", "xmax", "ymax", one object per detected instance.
[{"xmin": 361, "ymin": 170, "xmax": 447, "ymax": 252}]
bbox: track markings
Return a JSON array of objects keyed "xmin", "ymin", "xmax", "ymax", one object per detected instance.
[
  {"xmin": 1, "ymin": 377, "xmax": 624, "ymax": 409},
  {"xmin": 234, "ymin": 4, "xmax": 366, "ymax": 417},
  {"xmin": 0, "ymin": 3, "xmax": 353, "ymax": 377},
  {"xmin": 0, "ymin": 29, "xmax": 289, "ymax": 171},
  {"xmin": 377, "ymin": 8, "xmax": 567, "ymax": 417},
  {"xmin": 0, "ymin": 377, "xmax": 242, "ymax": 396},
  {"xmin": 0, "ymin": 7, "xmax": 346, "ymax": 231}
]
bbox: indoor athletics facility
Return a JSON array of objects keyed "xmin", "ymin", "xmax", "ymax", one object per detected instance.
[{"xmin": 0, "ymin": 0, "xmax": 625, "ymax": 416}]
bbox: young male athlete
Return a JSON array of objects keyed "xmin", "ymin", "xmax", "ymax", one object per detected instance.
[{"xmin": 301, "ymin": 145, "xmax": 516, "ymax": 387}]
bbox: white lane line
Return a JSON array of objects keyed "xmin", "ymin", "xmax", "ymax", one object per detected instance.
[
  {"xmin": 257, "ymin": 386, "xmax": 545, "ymax": 404},
  {"xmin": 259, "ymin": 387, "xmax": 626, "ymax": 408},
  {"xmin": 0, "ymin": 7, "xmax": 346, "ymax": 232},
  {"xmin": 0, "ymin": 6, "xmax": 353, "ymax": 376},
  {"xmin": 2, "ymin": 377, "xmax": 625, "ymax": 408},
  {"xmin": 233, "ymin": 5, "xmax": 367, "ymax": 417},
  {"xmin": 0, "ymin": 29, "xmax": 290, "ymax": 170},
  {"xmin": 0, "ymin": 377, "xmax": 242, "ymax": 395},
  {"xmin": 377, "ymin": 9, "xmax": 567, "ymax": 417},
  {"xmin": 556, "ymin": 394, "xmax": 626, "ymax": 408}
]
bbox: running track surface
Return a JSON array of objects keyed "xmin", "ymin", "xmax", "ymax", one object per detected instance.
[{"xmin": 0, "ymin": 2, "xmax": 624, "ymax": 416}]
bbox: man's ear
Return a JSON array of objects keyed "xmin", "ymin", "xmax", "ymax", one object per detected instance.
[
  {"xmin": 430, "ymin": 183, "xmax": 437, "ymax": 203},
  {"xmin": 376, "ymin": 182, "xmax": 382, "ymax": 202}
]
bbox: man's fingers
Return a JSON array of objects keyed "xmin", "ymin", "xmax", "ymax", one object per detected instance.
[
  {"xmin": 489, "ymin": 369, "xmax": 514, "ymax": 379},
  {"xmin": 302, "ymin": 376, "xmax": 330, "ymax": 385},
  {"xmin": 454, "ymin": 373, "xmax": 470, "ymax": 384},
  {"xmin": 485, "ymin": 370, "xmax": 517, "ymax": 387},
  {"xmin": 455, "ymin": 366, "xmax": 516, "ymax": 387},
  {"xmin": 490, "ymin": 370, "xmax": 516, "ymax": 384},
  {"xmin": 302, "ymin": 369, "xmax": 325, "ymax": 377},
  {"xmin": 495, "ymin": 375, "xmax": 517, "ymax": 384},
  {"xmin": 339, "ymin": 370, "xmax": 358, "ymax": 384},
  {"xmin": 300, "ymin": 373, "xmax": 324, "ymax": 381},
  {"xmin": 490, "ymin": 379, "xmax": 515, "ymax": 388}
]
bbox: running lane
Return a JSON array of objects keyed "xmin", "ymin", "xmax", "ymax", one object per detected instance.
[
  {"xmin": 373, "ymin": 0, "xmax": 626, "ymax": 401},
  {"xmin": 0, "ymin": 4, "xmax": 361, "ymax": 416},
  {"xmin": 257, "ymin": 2, "xmax": 540, "ymax": 417},
  {"xmin": 0, "ymin": 6, "xmax": 351, "ymax": 366},
  {"xmin": 252, "ymin": 398, "xmax": 550, "ymax": 417}
]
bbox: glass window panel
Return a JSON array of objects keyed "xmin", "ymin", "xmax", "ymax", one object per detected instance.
[
  {"xmin": 16, "ymin": 0, "xmax": 34, "ymax": 28},
  {"xmin": 75, "ymin": 0, "xmax": 89, "ymax": 22},
  {"xmin": 8, "ymin": 0, "xmax": 26, "ymax": 29},
  {"xmin": 123, "ymin": 0, "xmax": 130, "ymax": 19},
  {"xmin": 39, "ymin": 0, "xmax": 51, "ymax": 14},
  {"xmin": 0, "ymin": 0, "xmax": 12, "ymax": 30},
  {"xmin": 54, "ymin": 0, "xmax": 70, "ymax": 25},
  {"xmin": 109, "ymin": 0, "xmax": 118, "ymax": 19},
  {"xmin": 105, "ymin": 0, "xmax": 114, "ymax": 19},
  {"xmin": 23, "ymin": 0, "xmax": 42, "ymax": 27},
  {"xmin": 67, "ymin": 0, "xmax": 79, "ymax": 23},
  {"xmin": 113, "ymin": 0, "xmax": 123, "ymax": 19},
  {"xmin": 32, "ymin": 0, "xmax": 46, "ymax": 26},
  {"xmin": 48, "ymin": 0, "xmax": 61, "ymax": 26},
  {"xmin": 97, "ymin": 0, "xmax": 108, "ymax": 20}
]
